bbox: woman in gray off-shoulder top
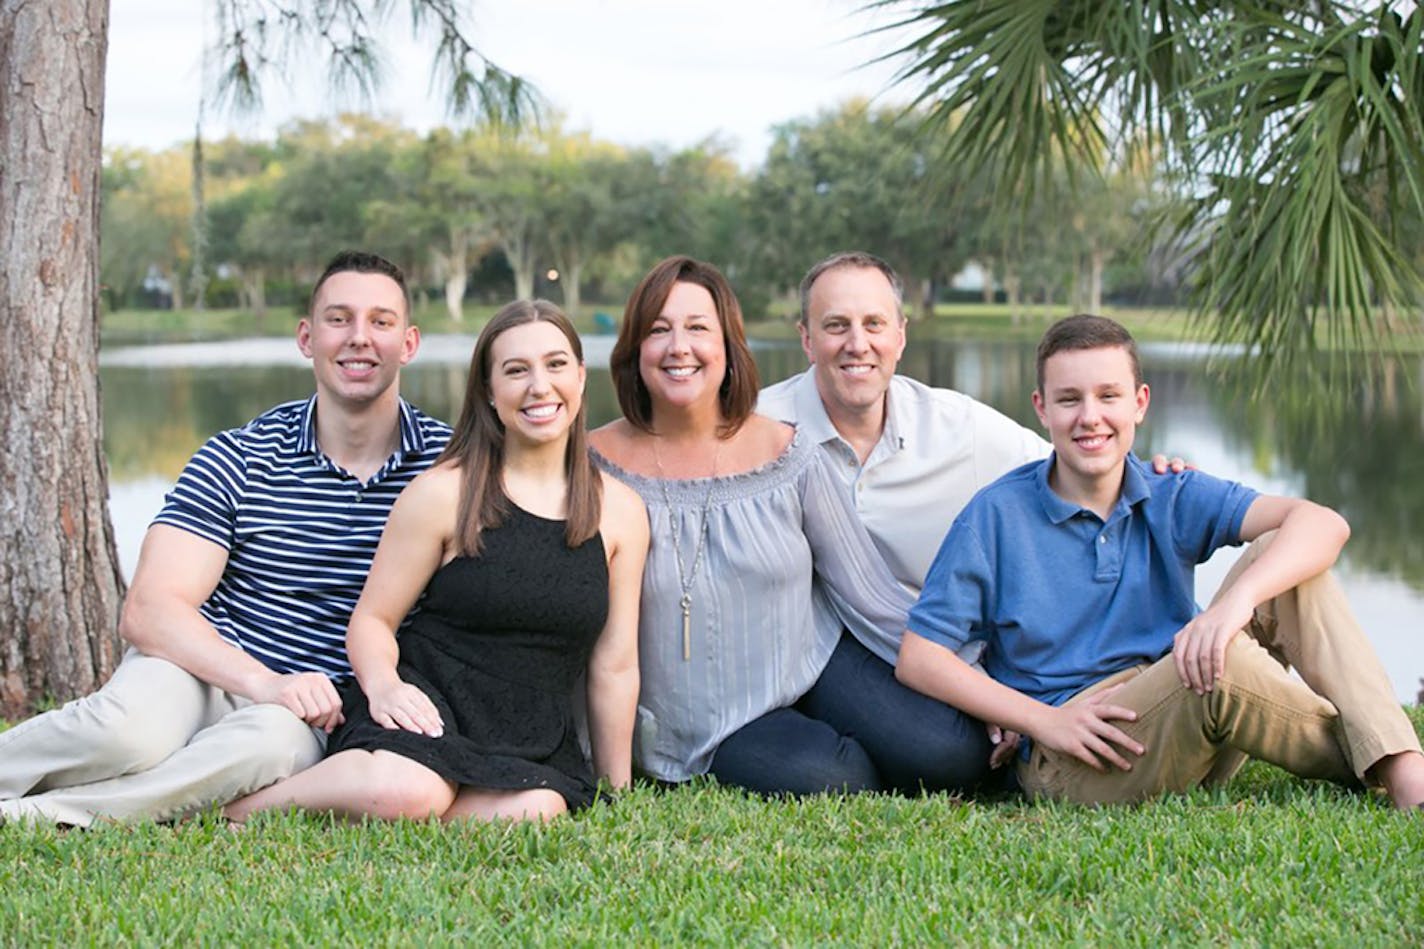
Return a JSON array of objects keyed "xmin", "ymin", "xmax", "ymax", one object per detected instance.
[{"xmin": 589, "ymin": 256, "xmax": 916, "ymax": 793}]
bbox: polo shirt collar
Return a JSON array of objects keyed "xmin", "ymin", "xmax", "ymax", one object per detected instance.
[
  {"xmin": 788, "ymin": 367, "xmax": 903, "ymax": 457},
  {"xmin": 788, "ymin": 369, "xmax": 842, "ymax": 446},
  {"xmin": 296, "ymin": 395, "xmax": 427, "ymax": 462},
  {"xmin": 296, "ymin": 396, "xmax": 319, "ymax": 456},
  {"xmin": 881, "ymin": 378, "xmax": 906, "ymax": 452},
  {"xmin": 1035, "ymin": 452, "xmax": 1153, "ymax": 524},
  {"xmin": 394, "ymin": 399, "xmax": 427, "ymax": 457}
]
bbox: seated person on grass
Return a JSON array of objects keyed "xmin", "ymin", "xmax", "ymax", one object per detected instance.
[
  {"xmin": 0, "ymin": 250, "xmax": 450, "ymax": 826},
  {"xmin": 895, "ymin": 314, "xmax": 1424, "ymax": 810}
]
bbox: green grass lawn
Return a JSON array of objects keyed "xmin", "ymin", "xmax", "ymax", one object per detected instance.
[{"xmin": 4, "ymin": 710, "xmax": 1422, "ymax": 944}]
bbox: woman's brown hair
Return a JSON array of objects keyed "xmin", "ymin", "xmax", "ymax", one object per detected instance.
[
  {"xmin": 609, "ymin": 255, "xmax": 760, "ymax": 437},
  {"xmin": 436, "ymin": 299, "xmax": 601, "ymax": 556}
]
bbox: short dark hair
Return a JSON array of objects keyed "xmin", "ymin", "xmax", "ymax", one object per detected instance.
[
  {"xmin": 610, "ymin": 255, "xmax": 760, "ymax": 436},
  {"xmin": 1035, "ymin": 314, "xmax": 1143, "ymax": 392},
  {"xmin": 309, "ymin": 250, "xmax": 411, "ymax": 318},
  {"xmin": 798, "ymin": 251, "xmax": 905, "ymax": 325}
]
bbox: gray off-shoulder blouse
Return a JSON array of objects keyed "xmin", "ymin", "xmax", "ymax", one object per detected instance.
[{"xmin": 592, "ymin": 427, "xmax": 914, "ymax": 782}]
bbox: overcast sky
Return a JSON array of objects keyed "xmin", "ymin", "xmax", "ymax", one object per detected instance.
[{"xmin": 104, "ymin": 0, "xmax": 921, "ymax": 167}]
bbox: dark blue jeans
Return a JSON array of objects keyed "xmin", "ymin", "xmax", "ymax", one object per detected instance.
[{"xmin": 708, "ymin": 632, "xmax": 993, "ymax": 796}]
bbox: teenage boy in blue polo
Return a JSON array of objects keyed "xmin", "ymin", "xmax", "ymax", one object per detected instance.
[
  {"xmin": 0, "ymin": 251, "xmax": 451, "ymax": 826},
  {"xmin": 896, "ymin": 314, "xmax": 1424, "ymax": 809}
]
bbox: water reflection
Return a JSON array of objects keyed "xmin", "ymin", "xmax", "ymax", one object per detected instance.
[{"xmin": 101, "ymin": 337, "xmax": 1424, "ymax": 701}]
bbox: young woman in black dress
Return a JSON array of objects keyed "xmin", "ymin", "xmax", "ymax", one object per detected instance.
[{"xmin": 226, "ymin": 300, "xmax": 648, "ymax": 822}]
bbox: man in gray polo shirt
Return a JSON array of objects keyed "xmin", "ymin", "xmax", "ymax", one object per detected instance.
[
  {"xmin": 0, "ymin": 251, "xmax": 450, "ymax": 826},
  {"xmin": 758, "ymin": 251, "xmax": 1046, "ymax": 793},
  {"xmin": 760, "ymin": 251, "xmax": 1185, "ymax": 793}
]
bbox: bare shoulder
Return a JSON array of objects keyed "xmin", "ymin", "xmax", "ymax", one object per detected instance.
[
  {"xmin": 389, "ymin": 462, "xmax": 461, "ymax": 532},
  {"xmin": 599, "ymin": 471, "xmax": 649, "ymax": 540},
  {"xmin": 402, "ymin": 461, "xmax": 461, "ymax": 504},
  {"xmin": 741, "ymin": 413, "xmax": 795, "ymax": 460},
  {"xmin": 589, "ymin": 418, "xmax": 638, "ymax": 465},
  {"xmin": 599, "ymin": 472, "xmax": 649, "ymax": 562}
]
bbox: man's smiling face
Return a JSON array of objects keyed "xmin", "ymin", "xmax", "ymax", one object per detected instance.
[{"xmin": 800, "ymin": 265, "xmax": 907, "ymax": 424}]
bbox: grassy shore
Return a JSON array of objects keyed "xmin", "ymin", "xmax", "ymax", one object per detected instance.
[
  {"xmin": 101, "ymin": 299, "xmax": 1424, "ymax": 353},
  {"xmin": 3, "ymin": 710, "xmax": 1422, "ymax": 944}
]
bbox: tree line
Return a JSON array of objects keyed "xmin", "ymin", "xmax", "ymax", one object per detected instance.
[{"xmin": 102, "ymin": 101, "xmax": 1180, "ymax": 325}]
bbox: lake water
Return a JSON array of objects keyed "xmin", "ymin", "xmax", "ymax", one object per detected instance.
[{"xmin": 100, "ymin": 333, "xmax": 1424, "ymax": 703}]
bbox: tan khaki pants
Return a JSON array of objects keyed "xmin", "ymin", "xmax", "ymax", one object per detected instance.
[
  {"xmin": 0, "ymin": 649, "xmax": 324, "ymax": 826},
  {"xmin": 1018, "ymin": 533, "xmax": 1422, "ymax": 804}
]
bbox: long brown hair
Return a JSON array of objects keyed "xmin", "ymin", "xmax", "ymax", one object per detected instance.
[
  {"xmin": 436, "ymin": 299, "xmax": 601, "ymax": 556},
  {"xmin": 609, "ymin": 255, "xmax": 760, "ymax": 437}
]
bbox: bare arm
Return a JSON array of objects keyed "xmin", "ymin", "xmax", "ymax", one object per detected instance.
[
  {"xmin": 897, "ymin": 631, "xmax": 1144, "ymax": 772},
  {"xmin": 1173, "ymin": 495, "xmax": 1349, "ymax": 693},
  {"xmin": 120, "ymin": 524, "xmax": 344, "ymax": 730},
  {"xmin": 345, "ymin": 468, "xmax": 454, "ymax": 737},
  {"xmin": 586, "ymin": 476, "xmax": 648, "ymax": 789}
]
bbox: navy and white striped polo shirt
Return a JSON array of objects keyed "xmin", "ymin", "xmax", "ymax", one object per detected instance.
[{"xmin": 153, "ymin": 397, "xmax": 452, "ymax": 680}]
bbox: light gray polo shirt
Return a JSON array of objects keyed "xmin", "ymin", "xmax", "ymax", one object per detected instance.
[{"xmin": 758, "ymin": 368, "xmax": 1049, "ymax": 599}]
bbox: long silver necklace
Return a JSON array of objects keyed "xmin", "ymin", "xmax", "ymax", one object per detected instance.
[{"xmin": 651, "ymin": 436, "xmax": 722, "ymax": 661}]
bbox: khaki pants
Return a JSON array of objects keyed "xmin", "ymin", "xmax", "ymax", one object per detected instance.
[
  {"xmin": 1018, "ymin": 534, "xmax": 1422, "ymax": 804},
  {"xmin": 0, "ymin": 649, "xmax": 324, "ymax": 826}
]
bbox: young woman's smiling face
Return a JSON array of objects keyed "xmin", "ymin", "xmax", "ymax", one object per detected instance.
[{"xmin": 488, "ymin": 319, "xmax": 586, "ymax": 446}]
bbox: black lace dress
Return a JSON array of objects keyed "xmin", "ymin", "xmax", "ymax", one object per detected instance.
[{"xmin": 328, "ymin": 506, "xmax": 609, "ymax": 809}]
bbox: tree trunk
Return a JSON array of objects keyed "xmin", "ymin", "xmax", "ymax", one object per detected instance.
[
  {"xmin": 917, "ymin": 277, "xmax": 935, "ymax": 322},
  {"xmin": 1003, "ymin": 270, "xmax": 1022, "ymax": 326},
  {"xmin": 980, "ymin": 261, "xmax": 996, "ymax": 304},
  {"xmin": 504, "ymin": 232, "xmax": 535, "ymax": 302},
  {"xmin": 1088, "ymin": 246, "xmax": 1105, "ymax": 313},
  {"xmin": 0, "ymin": 0, "xmax": 125, "ymax": 718},
  {"xmin": 442, "ymin": 226, "xmax": 469, "ymax": 323},
  {"xmin": 188, "ymin": 128, "xmax": 208, "ymax": 312},
  {"xmin": 245, "ymin": 268, "xmax": 268, "ymax": 322},
  {"xmin": 167, "ymin": 266, "xmax": 184, "ymax": 311},
  {"xmin": 562, "ymin": 259, "xmax": 582, "ymax": 319}
]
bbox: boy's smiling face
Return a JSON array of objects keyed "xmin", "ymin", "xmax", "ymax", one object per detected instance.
[{"xmin": 1032, "ymin": 345, "xmax": 1150, "ymax": 497}]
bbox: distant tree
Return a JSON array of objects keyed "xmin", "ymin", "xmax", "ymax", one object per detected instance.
[
  {"xmin": 540, "ymin": 131, "xmax": 653, "ymax": 318},
  {"xmin": 749, "ymin": 101, "xmax": 964, "ymax": 319},
  {"xmin": 466, "ymin": 131, "xmax": 548, "ymax": 301},
  {"xmin": 366, "ymin": 128, "xmax": 489, "ymax": 323},
  {"xmin": 99, "ymin": 147, "xmax": 195, "ymax": 310}
]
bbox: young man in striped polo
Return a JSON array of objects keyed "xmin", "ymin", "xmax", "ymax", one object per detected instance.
[{"xmin": 0, "ymin": 251, "xmax": 452, "ymax": 826}]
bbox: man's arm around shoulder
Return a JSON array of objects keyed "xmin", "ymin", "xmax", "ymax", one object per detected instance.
[{"xmin": 120, "ymin": 525, "xmax": 343, "ymax": 731}]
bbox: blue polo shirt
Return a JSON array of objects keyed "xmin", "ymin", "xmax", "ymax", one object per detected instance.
[
  {"xmin": 152, "ymin": 397, "xmax": 451, "ymax": 680},
  {"xmin": 907, "ymin": 454, "xmax": 1258, "ymax": 707}
]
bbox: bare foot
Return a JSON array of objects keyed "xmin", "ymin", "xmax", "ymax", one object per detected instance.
[{"xmin": 1372, "ymin": 750, "xmax": 1424, "ymax": 810}]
